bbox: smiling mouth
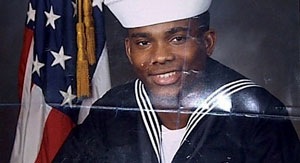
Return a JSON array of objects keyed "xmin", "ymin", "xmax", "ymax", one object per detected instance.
[
  {"xmin": 156, "ymin": 72, "xmax": 176, "ymax": 78},
  {"xmin": 151, "ymin": 71, "xmax": 182, "ymax": 85}
]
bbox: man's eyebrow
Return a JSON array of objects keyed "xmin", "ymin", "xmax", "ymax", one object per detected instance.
[
  {"xmin": 130, "ymin": 32, "xmax": 151, "ymax": 38},
  {"xmin": 166, "ymin": 26, "xmax": 190, "ymax": 35}
]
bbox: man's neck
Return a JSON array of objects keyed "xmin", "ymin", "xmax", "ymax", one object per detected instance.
[{"xmin": 157, "ymin": 110, "xmax": 191, "ymax": 130}]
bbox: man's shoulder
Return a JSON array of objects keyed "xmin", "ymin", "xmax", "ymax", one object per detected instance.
[
  {"xmin": 230, "ymin": 85, "xmax": 285, "ymax": 116},
  {"xmin": 205, "ymin": 58, "xmax": 246, "ymax": 85},
  {"xmin": 93, "ymin": 81, "xmax": 137, "ymax": 108},
  {"xmin": 207, "ymin": 58, "xmax": 285, "ymax": 116}
]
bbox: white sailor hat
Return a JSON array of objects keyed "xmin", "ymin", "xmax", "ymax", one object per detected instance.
[{"xmin": 104, "ymin": 0, "xmax": 212, "ymax": 28}]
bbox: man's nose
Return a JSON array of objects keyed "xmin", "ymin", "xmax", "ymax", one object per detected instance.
[{"xmin": 150, "ymin": 43, "xmax": 175, "ymax": 65}]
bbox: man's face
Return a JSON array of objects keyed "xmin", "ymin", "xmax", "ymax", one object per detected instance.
[{"xmin": 125, "ymin": 18, "xmax": 216, "ymax": 103}]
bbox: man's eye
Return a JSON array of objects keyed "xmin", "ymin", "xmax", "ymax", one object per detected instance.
[
  {"xmin": 171, "ymin": 36, "xmax": 187, "ymax": 44},
  {"xmin": 137, "ymin": 41, "xmax": 150, "ymax": 46}
]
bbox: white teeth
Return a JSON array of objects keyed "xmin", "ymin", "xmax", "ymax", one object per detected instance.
[{"xmin": 157, "ymin": 72, "xmax": 176, "ymax": 78}]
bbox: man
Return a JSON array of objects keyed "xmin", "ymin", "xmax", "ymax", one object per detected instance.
[{"xmin": 54, "ymin": 0, "xmax": 300, "ymax": 162}]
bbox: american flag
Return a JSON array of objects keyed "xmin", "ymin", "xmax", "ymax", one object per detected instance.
[{"xmin": 10, "ymin": 0, "xmax": 111, "ymax": 162}]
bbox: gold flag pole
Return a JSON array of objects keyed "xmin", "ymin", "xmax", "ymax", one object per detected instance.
[{"xmin": 76, "ymin": 0, "xmax": 90, "ymax": 98}]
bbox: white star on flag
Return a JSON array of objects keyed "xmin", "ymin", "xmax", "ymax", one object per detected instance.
[
  {"xmin": 59, "ymin": 86, "xmax": 76, "ymax": 106},
  {"xmin": 32, "ymin": 55, "xmax": 45, "ymax": 77},
  {"xmin": 72, "ymin": 1, "xmax": 77, "ymax": 17},
  {"xmin": 44, "ymin": 5, "xmax": 61, "ymax": 29},
  {"xmin": 27, "ymin": 3, "xmax": 36, "ymax": 24},
  {"xmin": 92, "ymin": 0, "xmax": 103, "ymax": 11},
  {"xmin": 51, "ymin": 46, "xmax": 72, "ymax": 70}
]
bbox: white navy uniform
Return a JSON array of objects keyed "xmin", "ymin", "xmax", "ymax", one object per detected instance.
[{"xmin": 54, "ymin": 58, "xmax": 300, "ymax": 163}]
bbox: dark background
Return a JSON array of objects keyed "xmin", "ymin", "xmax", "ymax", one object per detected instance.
[{"xmin": 0, "ymin": 0, "xmax": 299, "ymax": 162}]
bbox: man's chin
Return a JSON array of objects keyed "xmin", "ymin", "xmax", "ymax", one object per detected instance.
[
  {"xmin": 149, "ymin": 90, "xmax": 180, "ymax": 111},
  {"xmin": 150, "ymin": 89, "xmax": 179, "ymax": 100}
]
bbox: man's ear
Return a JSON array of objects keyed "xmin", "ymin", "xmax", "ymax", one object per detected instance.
[
  {"xmin": 203, "ymin": 29, "xmax": 216, "ymax": 56},
  {"xmin": 125, "ymin": 38, "xmax": 133, "ymax": 64}
]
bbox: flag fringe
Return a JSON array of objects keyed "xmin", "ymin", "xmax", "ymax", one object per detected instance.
[
  {"xmin": 76, "ymin": 59, "xmax": 90, "ymax": 98},
  {"xmin": 83, "ymin": 0, "xmax": 96, "ymax": 65},
  {"xmin": 76, "ymin": 0, "xmax": 96, "ymax": 98},
  {"xmin": 76, "ymin": 22, "xmax": 90, "ymax": 98}
]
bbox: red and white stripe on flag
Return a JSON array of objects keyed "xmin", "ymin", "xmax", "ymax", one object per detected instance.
[{"xmin": 10, "ymin": 0, "xmax": 111, "ymax": 162}]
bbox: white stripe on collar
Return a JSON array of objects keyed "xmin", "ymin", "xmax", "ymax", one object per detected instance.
[
  {"xmin": 181, "ymin": 79, "xmax": 260, "ymax": 144},
  {"xmin": 135, "ymin": 80, "xmax": 162, "ymax": 163},
  {"xmin": 134, "ymin": 78, "xmax": 260, "ymax": 160}
]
